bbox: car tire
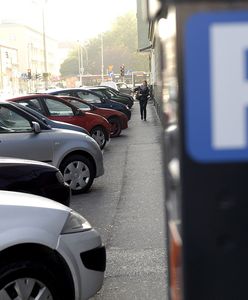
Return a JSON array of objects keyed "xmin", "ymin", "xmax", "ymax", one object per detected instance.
[
  {"xmin": 90, "ymin": 126, "xmax": 107, "ymax": 149},
  {"xmin": 108, "ymin": 117, "xmax": 122, "ymax": 138},
  {"xmin": 0, "ymin": 259, "xmax": 72, "ymax": 300},
  {"xmin": 59, "ymin": 155, "xmax": 95, "ymax": 194}
]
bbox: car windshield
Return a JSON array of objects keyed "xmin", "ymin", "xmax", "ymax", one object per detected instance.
[
  {"xmin": 0, "ymin": 106, "xmax": 32, "ymax": 132},
  {"xmin": 66, "ymin": 99, "xmax": 91, "ymax": 111},
  {"xmin": 93, "ymin": 89, "xmax": 112, "ymax": 99}
]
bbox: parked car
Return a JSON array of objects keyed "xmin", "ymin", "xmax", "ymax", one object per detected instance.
[
  {"xmin": 0, "ymin": 157, "xmax": 70, "ymax": 206},
  {"xmin": 0, "ymin": 101, "xmax": 104, "ymax": 194},
  {"xmin": 0, "ymin": 190, "xmax": 106, "ymax": 300},
  {"xmin": 47, "ymin": 88, "xmax": 132, "ymax": 120},
  {"xmin": 7, "ymin": 94, "xmax": 111, "ymax": 150},
  {"xmin": 116, "ymin": 82, "xmax": 133, "ymax": 95},
  {"xmin": 59, "ymin": 95, "xmax": 128, "ymax": 137},
  {"xmin": 89, "ymin": 86, "xmax": 134, "ymax": 108},
  {"xmin": 11, "ymin": 101, "xmax": 90, "ymax": 135},
  {"xmin": 96, "ymin": 85, "xmax": 135, "ymax": 107},
  {"xmin": 100, "ymin": 80, "xmax": 118, "ymax": 90}
]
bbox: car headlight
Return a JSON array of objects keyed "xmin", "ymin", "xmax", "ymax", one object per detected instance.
[{"xmin": 61, "ymin": 210, "xmax": 92, "ymax": 234}]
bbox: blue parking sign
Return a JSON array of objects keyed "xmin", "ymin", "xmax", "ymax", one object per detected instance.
[{"xmin": 185, "ymin": 11, "xmax": 248, "ymax": 162}]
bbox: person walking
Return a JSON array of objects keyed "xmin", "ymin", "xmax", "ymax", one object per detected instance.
[{"xmin": 135, "ymin": 80, "xmax": 150, "ymax": 121}]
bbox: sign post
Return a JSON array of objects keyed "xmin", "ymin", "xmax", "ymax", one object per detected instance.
[{"xmin": 157, "ymin": 1, "xmax": 248, "ymax": 299}]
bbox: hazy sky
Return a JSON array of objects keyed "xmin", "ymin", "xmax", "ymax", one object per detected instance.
[{"xmin": 0, "ymin": 0, "xmax": 137, "ymax": 42}]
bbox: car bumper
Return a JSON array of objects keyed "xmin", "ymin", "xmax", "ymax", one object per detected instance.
[
  {"xmin": 85, "ymin": 136, "xmax": 105, "ymax": 177},
  {"xmin": 121, "ymin": 117, "xmax": 128, "ymax": 130},
  {"xmin": 94, "ymin": 147, "xmax": 104, "ymax": 177},
  {"xmin": 57, "ymin": 229, "xmax": 106, "ymax": 300},
  {"xmin": 123, "ymin": 108, "xmax": 131, "ymax": 121}
]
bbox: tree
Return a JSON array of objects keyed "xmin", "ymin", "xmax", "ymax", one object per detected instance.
[
  {"xmin": 60, "ymin": 12, "xmax": 149, "ymax": 77},
  {"xmin": 59, "ymin": 56, "xmax": 78, "ymax": 77}
]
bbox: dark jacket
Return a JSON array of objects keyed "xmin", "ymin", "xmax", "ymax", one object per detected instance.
[{"xmin": 135, "ymin": 85, "xmax": 150, "ymax": 102}]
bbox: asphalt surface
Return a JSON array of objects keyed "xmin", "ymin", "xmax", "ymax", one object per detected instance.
[{"xmin": 71, "ymin": 100, "xmax": 168, "ymax": 300}]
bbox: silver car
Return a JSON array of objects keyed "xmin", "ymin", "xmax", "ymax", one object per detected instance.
[
  {"xmin": 0, "ymin": 190, "xmax": 106, "ymax": 299},
  {"xmin": 0, "ymin": 102, "xmax": 104, "ymax": 194}
]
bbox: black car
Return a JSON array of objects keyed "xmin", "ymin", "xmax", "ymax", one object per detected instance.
[
  {"xmin": 47, "ymin": 88, "xmax": 132, "ymax": 120},
  {"xmin": 0, "ymin": 157, "xmax": 70, "ymax": 206},
  {"xmin": 99, "ymin": 85, "xmax": 135, "ymax": 105},
  {"xmin": 89, "ymin": 86, "xmax": 134, "ymax": 108}
]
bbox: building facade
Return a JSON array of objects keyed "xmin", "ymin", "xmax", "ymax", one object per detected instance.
[
  {"xmin": 136, "ymin": 0, "xmax": 164, "ymax": 122},
  {"xmin": 0, "ymin": 22, "xmax": 60, "ymax": 95}
]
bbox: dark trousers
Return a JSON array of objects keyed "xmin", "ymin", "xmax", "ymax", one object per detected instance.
[{"xmin": 139, "ymin": 100, "xmax": 148, "ymax": 120}]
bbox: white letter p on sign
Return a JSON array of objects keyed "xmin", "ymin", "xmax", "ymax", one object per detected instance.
[{"xmin": 211, "ymin": 23, "xmax": 248, "ymax": 150}]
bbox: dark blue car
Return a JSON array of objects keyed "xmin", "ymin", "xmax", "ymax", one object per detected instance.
[{"xmin": 47, "ymin": 88, "xmax": 131, "ymax": 120}]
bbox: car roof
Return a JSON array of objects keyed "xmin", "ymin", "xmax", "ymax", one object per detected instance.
[
  {"xmin": 47, "ymin": 88, "xmax": 104, "ymax": 97},
  {"xmin": 6, "ymin": 93, "xmax": 81, "ymax": 110}
]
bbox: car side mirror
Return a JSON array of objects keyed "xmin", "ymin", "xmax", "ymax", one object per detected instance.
[
  {"xmin": 32, "ymin": 121, "xmax": 41, "ymax": 133},
  {"xmin": 101, "ymin": 98, "xmax": 106, "ymax": 103},
  {"xmin": 75, "ymin": 109, "xmax": 85, "ymax": 116}
]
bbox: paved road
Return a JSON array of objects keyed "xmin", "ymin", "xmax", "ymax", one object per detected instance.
[{"xmin": 71, "ymin": 100, "xmax": 168, "ymax": 300}]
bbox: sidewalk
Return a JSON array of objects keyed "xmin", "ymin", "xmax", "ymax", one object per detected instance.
[{"xmin": 93, "ymin": 100, "xmax": 168, "ymax": 299}]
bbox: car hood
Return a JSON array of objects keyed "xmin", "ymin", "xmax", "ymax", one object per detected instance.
[
  {"xmin": 51, "ymin": 120, "xmax": 89, "ymax": 135},
  {"xmin": 0, "ymin": 191, "xmax": 72, "ymax": 251},
  {"xmin": 93, "ymin": 107, "xmax": 125, "ymax": 117}
]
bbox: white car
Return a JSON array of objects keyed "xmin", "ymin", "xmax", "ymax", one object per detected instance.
[
  {"xmin": 100, "ymin": 81, "xmax": 118, "ymax": 90},
  {"xmin": 0, "ymin": 190, "xmax": 106, "ymax": 300}
]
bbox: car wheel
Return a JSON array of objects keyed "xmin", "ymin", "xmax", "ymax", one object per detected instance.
[
  {"xmin": 59, "ymin": 155, "xmax": 95, "ymax": 194},
  {"xmin": 90, "ymin": 126, "xmax": 107, "ymax": 149},
  {"xmin": 0, "ymin": 259, "xmax": 71, "ymax": 300},
  {"xmin": 108, "ymin": 117, "xmax": 122, "ymax": 138}
]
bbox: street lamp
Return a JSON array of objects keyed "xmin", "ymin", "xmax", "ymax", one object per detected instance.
[
  {"xmin": 77, "ymin": 41, "xmax": 88, "ymax": 86},
  {"xmin": 32, "ymin": 0, "xmax": 48, "ymax": 90},
  {"xmin": 101, "ymin": 33, "xmax": 104, "ymax": 82},
  {"xmin": 42, "ymin": 0, "xmax": 48, "ymax": 90},
  {"xmin": 77, "ymin": 41, "xmax": 82, "ymax": 85}
]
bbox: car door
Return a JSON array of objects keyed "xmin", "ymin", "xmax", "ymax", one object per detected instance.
[
  {"xmin": 42, "ymin": 97, "xmax": 88, "ymax": 129},
  {"xmin": 0, "ymin": 105, "xmax": 53, "ymax": 163}
]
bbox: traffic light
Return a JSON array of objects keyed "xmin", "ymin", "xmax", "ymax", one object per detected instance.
[
  {"xmin": 120, "ymin": 64, "xmax": 125, "ymax": 77},
  {"xmin": 27, "ymin": 69, "xmax": 31, "ymax": 79}
]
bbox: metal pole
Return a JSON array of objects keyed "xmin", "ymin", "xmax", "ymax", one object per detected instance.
[
  {"xmin": 0, "ymin": 48, "xmax": 3, "ymax": 93},
  {"xmin": 77, "ymin": 41, "xmax": 81, "ymax": 85},
  {"xmin": 81, "ymin": 45, "xmax": 84, "ymax": 75},
  {"xmin": 42, "ymin": 2, "xmax": 48, "ymax": 90},
  {"xmin": 101, "ymin": 33, "xmax": 104, "ymax": 82},
  {"xmin": 27, "ymin": 43, "xmax": 31, "ymax": 93},
  {"xmin": 84, "ymin": 46, "xmax": 88, "ymax": 68}
]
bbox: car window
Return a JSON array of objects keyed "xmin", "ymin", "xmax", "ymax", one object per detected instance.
[
  {"xmin": 93, "ymin": 90, "xmax": 106, "ymax": 98},
  {"xmin": 54, "ymin": 91, "xmax": 72, "ymax": 96},
  {"xmin": 0, "ymin": 106, "xmax": 32, "ymax": 132},
  {"xmin": 67, "ymin": 99, "xmax": 91, "ymax": 111},
  {"xmin": 76, "ymin": 91, "xmax": 102, "ymax": 104},
  {"xmin": 44, "ymin": 98, "xmax": 74, "ymax": 116},
  {"xmin": 16, "ymin": 99, "xmax": 45, "ymax": 114},
  {"xmin": 102, "ymin": 90, "xmax": 112, "ymax": 98}
]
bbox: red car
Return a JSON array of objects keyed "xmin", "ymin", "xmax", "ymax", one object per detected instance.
[
  {"xmin": 7, "ymin": 94, "xmax": 111, "ymax": 149},
  {"xmin": 59, "ymin": 95, "xmax": 128, "ymax": 137}
]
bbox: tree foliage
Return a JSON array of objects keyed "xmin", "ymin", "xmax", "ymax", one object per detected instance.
[{"xmin": 60, "ymin": 12, "xmax": 149, "ymax": 77}]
